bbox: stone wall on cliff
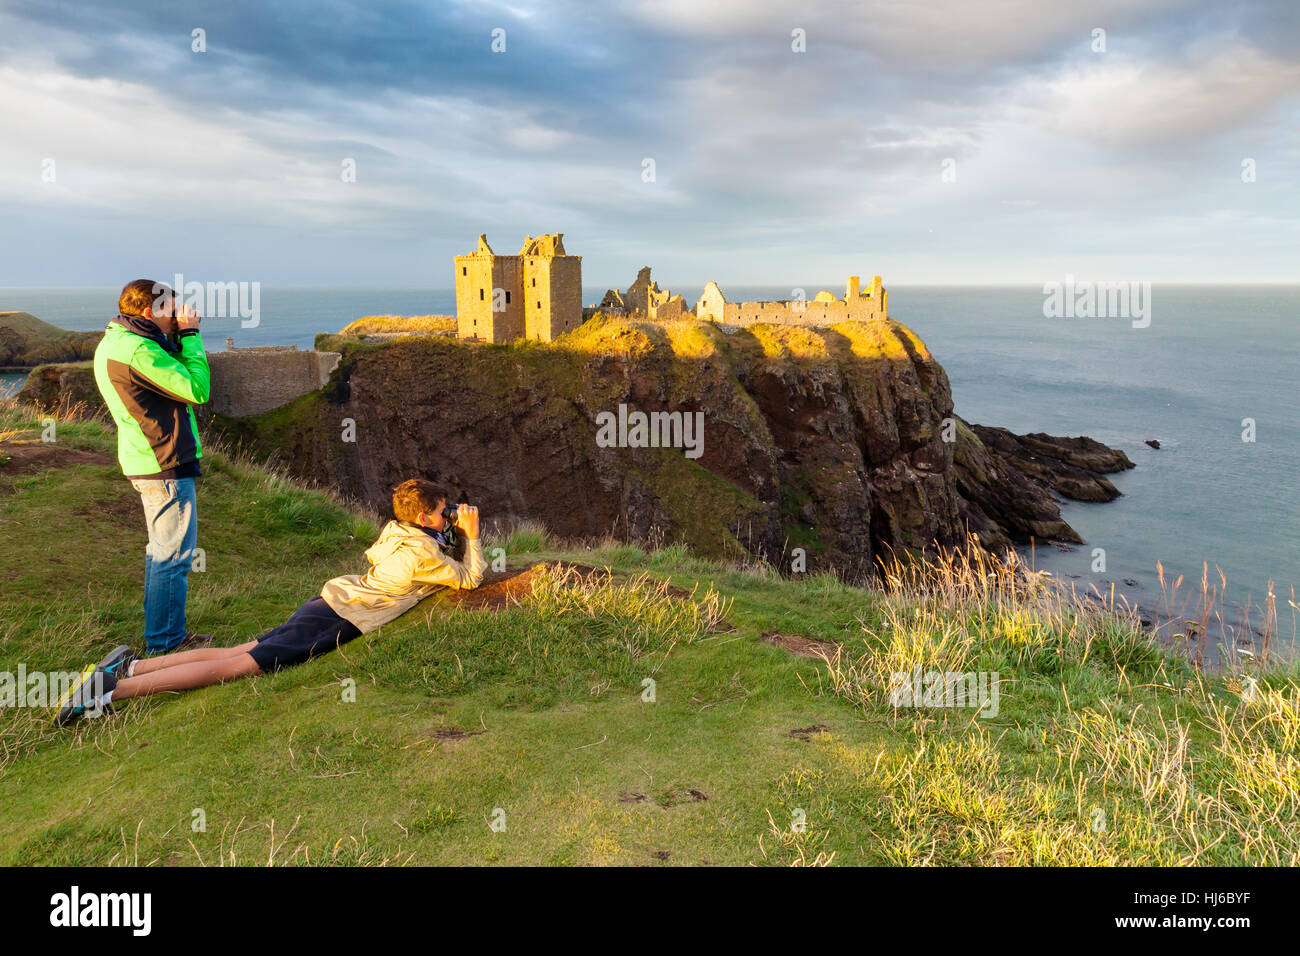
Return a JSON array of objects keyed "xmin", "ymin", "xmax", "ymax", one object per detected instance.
[
  {"xmin": 205, "ymin": 348, "xmax": 340, "ymax": 418},
  {"xmin": 16, "ymin": 347, "xmax": 341, "ymax": 421},
  {"xmin": 694, "ymin": 276, "xmax": 888, "ymax": 328}
]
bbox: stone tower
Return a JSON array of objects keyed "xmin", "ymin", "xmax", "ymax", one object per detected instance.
[
  {"xmin": 519, "ymin": 234, "xmax": 582, "ymax": 341},
  {"xmin": 454, "ymin": 233, "xmax": 582, "ymax": 343}
]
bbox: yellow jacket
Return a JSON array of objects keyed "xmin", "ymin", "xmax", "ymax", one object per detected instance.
[{"xmin": 319, "ymin": 520, "xmax": 486, "ymax": 633}]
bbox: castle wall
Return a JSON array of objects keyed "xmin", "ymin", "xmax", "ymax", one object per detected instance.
[
  {"xmin": 722, "ymin": 297, "xmax": 886, "ymax": 328},
  {"xmin": 695, "ymin": 275, "xmax": 888, "ymax": 329},
  {"xmin": 206, "ymin": 349, "xmax": 341, "ymax": 418}
]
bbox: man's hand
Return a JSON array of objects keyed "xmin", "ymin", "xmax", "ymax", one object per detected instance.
[
  {"xmin": 176, "ymin": 303, "xmax": 202, "ymax": 332},
  {"xmin": 455, "ymin": 503, "xmax": 479, "ymax": 540}
]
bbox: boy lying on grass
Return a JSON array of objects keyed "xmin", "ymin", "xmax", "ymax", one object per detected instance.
[{"xmin": 56, "ymin": 479, "xmax": 484, "ymax": 726}]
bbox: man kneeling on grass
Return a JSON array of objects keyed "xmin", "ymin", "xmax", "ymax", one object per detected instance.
[{"xmin": 56, "ymin": 479, "xmax": 484, "ymax": 726}]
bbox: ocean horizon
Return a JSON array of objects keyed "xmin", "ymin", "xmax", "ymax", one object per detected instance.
[{"xmin": 4, "ymin": 283, "xmax": 1297, "ymax": 636}]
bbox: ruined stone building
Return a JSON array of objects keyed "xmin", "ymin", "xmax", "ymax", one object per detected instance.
[
  {"xmin": 595, "ymin": 288, "xmax": 626, "ymax": 314},
  {"xmin": 601, "ymin": 267, "xmax": 690, "ymax": 320},
  {"xmin": 455, "ymin": 233, "xmax": 582, "ymax": 343},
  {"xmin": 695, "ymin": 275, "xmax": 888, "ymax": 327}
]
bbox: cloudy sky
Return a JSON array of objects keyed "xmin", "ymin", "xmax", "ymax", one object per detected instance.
[{"xmin": 1, "ymin": 0, "xmax": 1297, "ymax": 287}]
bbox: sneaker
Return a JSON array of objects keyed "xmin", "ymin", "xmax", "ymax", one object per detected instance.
[
  {"xmin": 148, "ymin": 631, "xmax": 214, "ymax": 655},
  {"xmin": 177, "ymin": 631, "xmax": 214, "ymax": 651},
  {"xmin": 54, "ymin": 667, "xmax": 118, "ymax": 727},
  {"xmin": 97, "ymin": 644, "xmax": 137, "ymax": 679}
]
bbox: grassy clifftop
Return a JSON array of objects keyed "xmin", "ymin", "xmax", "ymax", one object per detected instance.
[
  {"xmin": 2, "ymin": 400, "xmax": 1298, "ymax": 866},
  {"xmin": 337, "ymin": 315, "xmax": 456, "ymax": 336},
  {"xmin": 0, "ymin": 312, "xmax": 101, "ymax": 368}
]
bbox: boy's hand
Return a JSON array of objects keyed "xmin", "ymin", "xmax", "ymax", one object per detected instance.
[
  {"xmin": 455, "ymin": 504, "xmax": 479, "ymax": 540},
  {"xmin": 176, "ymin": 304, "xmax": 202, "ymax": 331}
]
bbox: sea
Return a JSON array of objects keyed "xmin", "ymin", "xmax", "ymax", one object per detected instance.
[{"xmin": 2, "ymin": 284, "xmax": 1296, "ymax": 635}]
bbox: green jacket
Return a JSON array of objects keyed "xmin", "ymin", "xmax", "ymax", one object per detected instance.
[{"xmin": 93, "ymin": 315, "xmax": 210, "ymax": 478}]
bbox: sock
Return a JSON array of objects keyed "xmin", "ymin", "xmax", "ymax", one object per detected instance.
[
  {"xmin": 126, "ymin": 661, "xmax": 137, "ymax": 678},
  {"xmin": 85, "ymin": 689, "xmax": 114, "ymax": 717}
]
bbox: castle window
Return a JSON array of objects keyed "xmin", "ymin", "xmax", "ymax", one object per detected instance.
[
  {"xmin": 537, "ymin": 301, "xmax": 541, "ymax": 309},
  {"xmin": 479, "ymin": 289, "xmax": 484, "ymax": 301},
  {"xmin": 506, "ymin": 291, "xmax": 511, "ymax": 304},
  {"xmin": 462, "ymin": 267, "xmax": 467, "ymax": 276},
  {"xmin": 532, "ymin": 278, "xmax": 536, "ymax": 287}
]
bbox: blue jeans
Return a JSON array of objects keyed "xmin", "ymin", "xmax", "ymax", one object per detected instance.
[{"xmin": 130, "ymin": 477, "xmax": 198, "ymax": 654}]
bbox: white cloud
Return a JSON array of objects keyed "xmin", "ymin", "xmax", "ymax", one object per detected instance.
[
  {"xmin": 0, "ymin": 57, "xmax": 620, "ymax": 236},
  {"xmin": 1021, "ymin": 45, "xmax": 1300, "ymax": 147},
  {"xmin": 0, "ymin": 61, "xmax": 375, "ymax": 224}
]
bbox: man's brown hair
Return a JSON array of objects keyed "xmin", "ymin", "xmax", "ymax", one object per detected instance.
[
  {"xmin": 119, "ymin": 279, "xmax": 174, "ymax": 318},
  {"xmin": 392, "ymin": 478, "xmax": 448, "ymax": 523}
]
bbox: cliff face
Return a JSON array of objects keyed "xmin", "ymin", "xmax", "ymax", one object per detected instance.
[
  {"xmin": 15, "ymin": 362, "xmax": 99, "ymax": 410},
  {"xmin": 211, "ymin": 316, "xmax": 1132, "ymax": 577}
]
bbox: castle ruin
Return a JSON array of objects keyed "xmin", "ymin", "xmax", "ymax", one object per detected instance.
[
  {"xmin": 600, "ymin": 267, "xmax": 690, "ymax": 320},
  {"xmin": 451, "ymin": 230, "xmax": 889, "ymax": 342},
  {"xmin": 455, "ymin": 233, "xmax": 582, "ymax": 343},
  {"xmin": 695, "ymin": 275, "xmax": 888, "ymax": 327}
]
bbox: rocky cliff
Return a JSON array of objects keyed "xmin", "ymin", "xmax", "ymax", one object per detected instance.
[
  {"xmin": 14, "ymin": 362, "xmax": 99, "ymax": 409},
  {"xmin": 206, "ymin": 315, "xmax": 1132, "ymax": 578}
]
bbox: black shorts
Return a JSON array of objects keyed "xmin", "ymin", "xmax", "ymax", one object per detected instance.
[{"xmin": 247, "ymin": 597, "xmax": 362, "ymax": 673}]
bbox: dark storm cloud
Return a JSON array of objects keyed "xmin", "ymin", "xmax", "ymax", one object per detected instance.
[{"xmin": 0, "ymin": 0, "xmax": 688, "ymax": 137}]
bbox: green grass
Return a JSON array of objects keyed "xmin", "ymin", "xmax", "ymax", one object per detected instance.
[
  {"xmin": 1, "ymin": 400, "xmax": 1298, "ymax": 866},
  {"xmin": 337, "ymin": 315, "xmax": 456, "ymax": 335}
]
